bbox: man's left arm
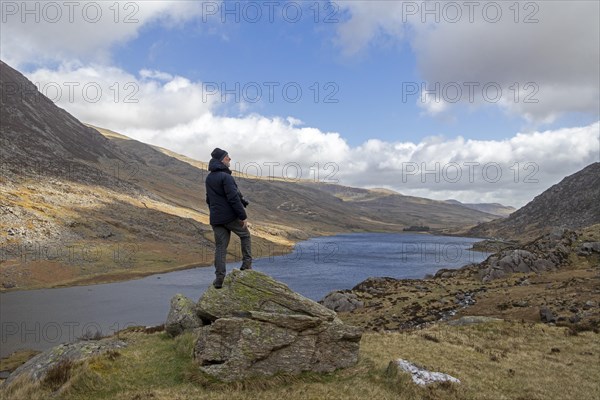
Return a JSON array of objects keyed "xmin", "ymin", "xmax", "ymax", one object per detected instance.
[{"xmin": 223, "ymin": 176, "xmax": 247, "ymax": 221}]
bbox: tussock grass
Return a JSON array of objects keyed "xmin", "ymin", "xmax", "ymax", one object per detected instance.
[
  {"xmin": 1, "ymin": 374, "xmax": 46, "ymax": 400},
  {"xmin": 2, "ymin": 321, "xmax": 598, "ymax": 400},
  {"xmin": 42, "ymin": 358, "xmax": 74, "ymax": 391}
]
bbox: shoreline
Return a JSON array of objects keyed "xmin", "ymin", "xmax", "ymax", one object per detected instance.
[{"xmin": 0, "ymin": 229, "xmax": 486, "ymax": 294}]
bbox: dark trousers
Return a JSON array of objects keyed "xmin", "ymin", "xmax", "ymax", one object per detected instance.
[{"xmin": 212, "ymin": 220, "xmax": 252, "ymax": 278}]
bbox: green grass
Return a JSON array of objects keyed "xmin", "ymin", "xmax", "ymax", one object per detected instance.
[{"xmin": 2, "ymin": 321, "xmax": 598, "ymax": 400}]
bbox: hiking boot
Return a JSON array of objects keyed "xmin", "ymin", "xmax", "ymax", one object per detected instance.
[
  {"xmin": 240, "ymin": 264, "xmax": 252, "ymax": 271},
  {"xmin": 213, "ymin": 277, "xmax": 224, "ymax": 289}
]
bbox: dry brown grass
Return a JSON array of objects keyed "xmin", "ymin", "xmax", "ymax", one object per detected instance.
[
  {"xmin": 0, "ymin": 349, "xmax": 41, "ymax": 373},
  {"xmin": 1, "ymin": 321, "xmax": 598, "ymax": 400},
  {"xmin": 363, "ymin": 322, "xmax": 600, "ymax": 400}
]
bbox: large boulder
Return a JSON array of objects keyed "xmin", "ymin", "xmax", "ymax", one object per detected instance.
[
  {"xmin": 165, "ymin": 293, "xmax": 203, "ymax": 337},
  {"xmin": 386, "ymin": 359, "xmax": 460, "ymax": 386},
  {"xmin": 579, "ymin": 241, "xmax": 600, "ymax": 255},
  {"xmin": 194, "ymin": 270, "xmax": 362, "ymax": 381},
  {"xmin": 320, "ymin": 290, "xmax": 364, "ymax": 313}
]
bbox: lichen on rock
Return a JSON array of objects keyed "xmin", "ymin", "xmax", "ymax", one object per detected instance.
[
  {"xmin": 2, "ymin": 338, "xmax": 127, "ymax": 388},
  {"xmin": 196, "ymin": 270, "xmax": 337, "ymax": 321}
]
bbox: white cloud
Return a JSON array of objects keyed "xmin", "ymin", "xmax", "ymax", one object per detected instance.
[
  {"xmin": 27, "ymin": 63, "xmax": 215, "ymax": 131},
  {"xmin": 139, "ymin": 70, "xmax": 173, "ymax": 81},
  {"xmin": 125, "ymin": 112, "xmax": 351, "ymax": 167},
  {"xmin": 335, "ymin": 1, "xmax": 600, "ymax": 124},
  {"xmin": 345, "ymin": 123, "xmax": 599, "ymax": 207},
  {"xmin": 333, "ymin": 1, "xmax": 406, "ymax": 56},
  {"xmin": 0, "ymin": 1, "xmax": 208, "ymax": 67},
  {"xmin": 418, "ymin": 90, "xmax": 449, "ymax": 116}
]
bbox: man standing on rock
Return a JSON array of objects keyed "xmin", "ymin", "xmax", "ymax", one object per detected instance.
[{"xmin": 205, "ymin": 148, "xmax": 252, "ymax": 288}]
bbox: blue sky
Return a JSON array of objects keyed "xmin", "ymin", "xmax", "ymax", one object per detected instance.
[{"xmin": 2, "ymin": 0, "xmax": 599, "ymax": 207}]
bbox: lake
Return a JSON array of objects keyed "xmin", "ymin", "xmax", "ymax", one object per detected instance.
[{"xmin": 0, "ymin": 233, "xmax": 489, "ymax": 357}]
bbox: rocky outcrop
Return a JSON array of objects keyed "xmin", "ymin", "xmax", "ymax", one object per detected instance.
[
  {"xmin": 193, "ymin": 270, "xmax": 362, "ymax": 381},
  {"xmin": 479, "ymin": 230, "xmax": 576, "ymax": 281},
  {"xmin": 539, "ymin": 307, "xmax": 557, "ymax": 323},
  {"xmin": 578, "ymin": 242, "xmax": 600, "ymax": 255},
  {"xmin": 2, "ymin": 338, "xmax": 126, "ymax": 388},
  {"xmin": 352, "ymin": 277, "xmax": 399, "ymax": 296},
  {"xmin": 165, "ymin": 294, "xmax": 203, "ymax": 337},
  {"xmin": 480, "ymin": 249, "xmax": 555, "ymax": 281},
  {"xmin": 320, "ymin": 291, "xmax": 364, "ymax": 312}
]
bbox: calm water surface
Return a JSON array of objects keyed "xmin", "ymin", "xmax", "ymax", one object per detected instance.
[{"xmin": 0, "ymin": 233, "xmax": 489, "ymax": 357}]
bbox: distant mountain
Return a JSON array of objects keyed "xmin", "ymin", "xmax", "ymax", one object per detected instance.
[
  {"xmin": 444, "ymin": 200, "xmax": 515, "ymax": 217},
  {"xmin": 0, "ymin": 60, "xmax": 499, "ymax": 290},
  {"xmin": 301, "ymin": 182, "xmax": 499, "ymax": 230},
  {"xmin": 467, "ymin": 162, "xmax": 600, "ymax": 239}
]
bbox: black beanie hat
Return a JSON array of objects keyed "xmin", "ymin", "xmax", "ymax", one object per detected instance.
[{"xmin": 211, "ymin": 148, "xmax": 228, "ymax": 161}]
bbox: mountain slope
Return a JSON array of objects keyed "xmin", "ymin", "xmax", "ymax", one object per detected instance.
[
  {"xmin": 1, "ymin": 62, "xmax": 215, "ymax": 289},
  {"xmin": 467, "ymin": 162, "xmax": 600, "ymax": 239},
  {"xmin": 0, "ymin": 61, "xmax": 120, "ymax": 164},
  {"xmin": 445, "ymin": 200, "xmax": 515, "ymax": 217},
  {"xmin": 301, "ymin": 182, "xmax": 499, "ymax": 229}
]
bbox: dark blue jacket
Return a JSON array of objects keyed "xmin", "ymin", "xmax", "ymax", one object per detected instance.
[{"xmin": 205, "ymin": 158, "xmax": 247, "ymax": 225}]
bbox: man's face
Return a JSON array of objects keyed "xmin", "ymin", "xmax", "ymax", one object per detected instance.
[{"xmin": 222, "ymin": 154, "xmax": 231, "ymax": 167}]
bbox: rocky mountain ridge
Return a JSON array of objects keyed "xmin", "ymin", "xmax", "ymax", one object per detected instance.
[{"xmin": 466, "ymin": 162, "xmax": 600, "ymax": 240}]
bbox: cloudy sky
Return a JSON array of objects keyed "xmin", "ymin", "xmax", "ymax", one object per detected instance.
[{"xmin": 2, "ymin": 0, "xmax": 598, "ymax": 207}]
